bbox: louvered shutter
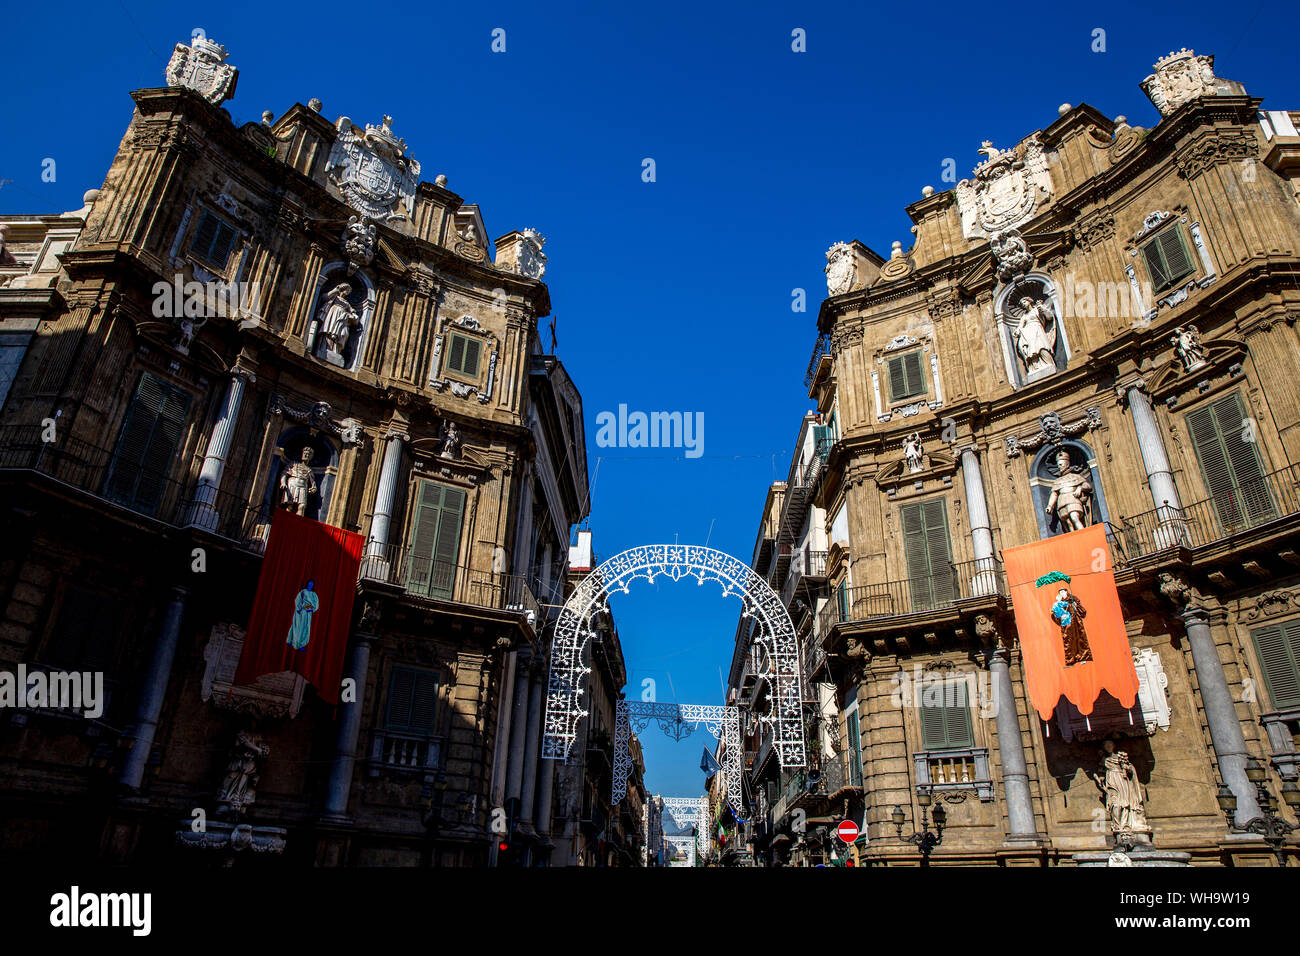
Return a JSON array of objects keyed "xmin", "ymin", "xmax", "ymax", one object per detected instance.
[
  {"xmin": 447, "ymin": 335, "xmax": 466, "ymax": 374},
  {"xmin": 923, "ymin": 499, "xmax": 955, "ymax": 606},
  {"xmin": 903, "ymin": 350, "xmax": 925, "ymax": 398},
  {"xmin": 192, "ymin": 213, "xmax": 219, "ymax": 262},
  {"xmin": 1188, "ymin": 393, "xmax": 1274, "ymax": 533},
  {"xmin": 1252, "ymin": 622, "xmax": 1300, "ymax": 710},
  {"xmin": 887, "ymin": 355, "xmax": 907, "ymax": 403},
  {"xmin": 410, "ymin": 670, "xmax": 440, "ymax": 732},
  {"xmin": 1157, "ymin": 228, "xmax": 1194, "ymax": 286},
  {"xmin": 902, "ymin": 500, "xmax": 952, "ymax": 611},
  {"xmin": 105, "ymin": 373, "xmax": 190, "ymax": 514},
  {"xmin": 407, "ymin": 483, "xmax": 445, "ymax": 596},
  {"xmin": 461, "ymin": 338, "xmax": 481, "ymax": 377},
  {"xmin": 920, "ymin": 681, "xmax": 973, "ymax": 750},
  {"xmin": 845, "ymin": 709, "xmax": 863, "ymax": 787},
  {"xmin": 385, "ymin": 667, "xmax": 416, "ymax": 730}
]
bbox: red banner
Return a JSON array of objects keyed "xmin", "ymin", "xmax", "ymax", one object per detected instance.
[
  {"xmin": 1002, "ymin": 524, "xmax": 1138, "ymax": 721},
  {"xmin": 235, "ymin": 508, "xmax": 364, "ymax": 705}
]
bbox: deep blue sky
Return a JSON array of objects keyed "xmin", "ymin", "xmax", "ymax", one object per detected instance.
[{"xmin": 3, "ymin": 0, "xmax": 1297, "ymax": 799}]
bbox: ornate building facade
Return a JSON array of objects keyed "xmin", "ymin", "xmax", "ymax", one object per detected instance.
[
  {"xmin": 735, "ymin": 49, "xmax": 1300, "ymax": 866},
  {"xmin": 0, "ymin": 37, "xmax": 592, "ymax": 866}
]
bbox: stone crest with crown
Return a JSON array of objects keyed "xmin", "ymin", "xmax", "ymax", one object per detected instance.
[
  {"xmin": 326, "ymin": 115, "xmax": 421, "ymax": 222},
  {"xmin": 164, "ymin": 34, "xmax": 239, "ymax": 105},
  {"xmin": 1140, "ymin": 49, "xmax": 1219, "ymax": 117},
  {"xmin": 955, "ymin": 137, "xmax": 1053, "ymax": 240}
]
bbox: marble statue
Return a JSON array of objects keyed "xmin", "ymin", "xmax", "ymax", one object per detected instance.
[
  {"xmin": 1170, "ymin": 325, "xmax": 1206, "ymax": 372},
  {"xmin": 438, "ymin": 420, "xmax": 462, "ymax": 460},
  {"xmin": 1091, "ymin": 741, "xmax": 1151, "ymax": 839},
  {"xmin": 1045, "ymin": 448, "xmax": 1093, "ymax": 532},
  {"xmin": 217, "ymin": 731, "xmax": 269, "ymax": 815},
  {"xmin": 316, "ymin": 283, "xmax": 359, "ymax": 366},
  {"xmin": 1012, "ymin": 293, "xmax": 1058, "ymax": 377},
  {"xmin": 903, "ymin": 432, "xmax": 924, "ymax": 473},
  {"xmin": 279, "ymin": 447, "xmax": 317, "ymax": 515}
]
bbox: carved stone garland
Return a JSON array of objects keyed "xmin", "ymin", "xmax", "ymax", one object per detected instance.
[{"xmin": 543, "ymin": 545, "xmax": 807, "ymax": 802}]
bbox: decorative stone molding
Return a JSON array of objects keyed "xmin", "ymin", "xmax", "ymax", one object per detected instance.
[
  {"xmin": 1074, "ymin": 209, "xmax": 1117, "ymax": 251},
  {"xmin": 883, "ymin": 333, "xmax": 918, "ymax": 352},
  {"xmin": 990, "ymin": 229, "xmax": 1033, "ymax": 283},
  {"xmin": 326, "ymin": 115, "xmax": 421, "ymax": 221},
  {"xmin": 428, "ymin": 314, "xmax": 498, "ymax": 404},
  {"xmin": 955, "ymin": 136, "xmax": 1054, "ymax": 240},
  {"xmin": 176, "ymin": 821, "xmax": 287, "ymax": 855},
  {"xmin": 1055, "ymin": 647, "xmax": 1171, "ymax": 741},
  {"xmin": 1140, "ymin": 49, "xmax": 1219, "ymax": 117},
  {"xmin": 200, "ymin": 624, "xmax": 306, "ymax": 719},
  {"xmin": 496, "ymin": 228, "xmax": 547, "ymax": 279},
  {"xmin": 1174, "ymin": 129, "xmax": 1260, "ymax": 181},
  {"xmin": 1004, "ymin": 407, "xmax": 1102, "ymax": 457},
  {"xmin": 830, "ymin": 322, "xmax": 864, "ymax": 354},
  {"xmin": 165, "ymin": 35, "xmax": 239, "ymax": 105},
  {"xmin": 1109, "ymin": 119, "xmax": 1145, "ymax": 165},
  {"xmin": 269, "ymin": 395, "xmax": 364, "ymax": 446},
  {"xmin": 876, "ymin": 241, "xmax": 915, "ymax": 283},
  {"xmin": 1243, "ymin": 589, "xmax": 1300, "ymax": 621},
  {"xmin": 342, "ymin": 216, "xmax": 376, "ymax": 272},
  {"xmin": 825, "ymin": 241, "xmax": 858, "ymax": 296}
]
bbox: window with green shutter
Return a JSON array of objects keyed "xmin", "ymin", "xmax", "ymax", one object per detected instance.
[
  {"xmin": 900, "ymin": 499, "xmax": 955, "ymax": 611},
  {"xmin": 189, "ymin": 210, "xmax": 238, "ymax": 270},
  {"xmin": 1140, "ymin": 225, "xmax": 1196, "ymax": 293},
  {"xmin": 1251, "ymin": 621, "xmax": 1300, "ymax": 710},
  {"xmin": 104, "ymin": 372, "xmax": 191, "ymax": 515},
  {"xmin": 445, "ymin": 332, "xmax": 482, "ymax": 379},
  {"xmin": 845, "ymin": 707, "xmax": 864, "ymax": 787},
  {"xmin": 836, "ymin": 578, "xmax": 849, "ymax": 622},
  {"xmin": 385, "ymin": 666, "xmax": 441, "ymax": 734},
  {"xmin": 886, "ymin": 350, "xmax": 927, "ymax": 404},
  {"xmin": 920, "ymin": 680, "xmax": 974, "ymax": 751},
  {"xmin": 1185, "ymin": 392, "xmax": 1274, "ymax": 533},
  {"xmin": 406, "ymin": 480, "xmax": 466, "ymax": 599}
]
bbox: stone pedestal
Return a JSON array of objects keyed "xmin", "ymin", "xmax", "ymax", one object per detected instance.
[{"xmin": 1073, "ymin": 845, "xmax": 1191, "ymax": 867}]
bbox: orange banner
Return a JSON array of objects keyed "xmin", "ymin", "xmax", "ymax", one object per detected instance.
[{"xmin": 1002, "ymin": 524, "xmax": 1138, "ymax": 721}]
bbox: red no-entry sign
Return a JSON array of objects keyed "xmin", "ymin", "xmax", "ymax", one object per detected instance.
[{"xmin": 836, "ymin": 820, "xmax": 859, "ymax": 843}]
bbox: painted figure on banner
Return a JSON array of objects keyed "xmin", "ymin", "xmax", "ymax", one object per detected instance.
[
  {"xmin": 287, "ymin": 580, "xmax": 318, "ymax": 650},
  {"xmin": 1092, "ymin": 740, "xmax": 1151, "ymax": 839},
  {"xmin": 279, "ymin": 447, "xmax": 317, "ymax": 515},
  {"xmin": 1045, "ymin": 448, "xmax": 1093, "ymax": 532},
  {"xmin": 1050, "ymin": 586, "xmax": 1093, "ymax": 665}
]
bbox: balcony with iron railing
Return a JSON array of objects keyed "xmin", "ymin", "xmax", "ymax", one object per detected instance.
[
  {"xmin": 1111, "ymin": 462, "xmax": 1300, "ymax": 563},
  {"xmin": 781, "ymin": 548, "xmax": 828, "ymax": 606},
  {"xmin": 819, "ymin": 557, "xmax": 1006, "ymax": 631},
  {"xmin": 359, "ymin": 542, "xmax": 540, "ymax": 621},
  {"xmin": 770, "ymin": 753, "xmax": 861, "ymax": 825}
]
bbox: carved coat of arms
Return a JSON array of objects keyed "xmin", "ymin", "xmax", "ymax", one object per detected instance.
[
  {"xmin": 955, "ymin": 138, "xmax": 1053, "ymax": 240},
  {"xmin": 1140, "ymin": 49, "xmax": 1219, "ymax": 117},
  {"xmin": 164, "ymin": 36, "xmax": 239, "ymax": 105},
  {"xmin": 825, "ymin": 242, "xmax": 857, "ymax": 297},
  {"xmin": 326, "ymin": 116, "xmax": 421, "ymax": 221}
]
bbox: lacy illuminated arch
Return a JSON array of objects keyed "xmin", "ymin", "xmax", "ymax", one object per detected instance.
[
  {"xmin": 542, "ymin": 544, "xmax": 807, "ymax": 784},
  {"xmin": 664, "ymin": 834, "xmax": 698, "ymax": 867},
  {"xmin": 661, "ymin": 796, "xmax": 710, "ymax": 833},
  {"xmin": 614, "ymin": 701, "xmax": 741, "ymax": 810}
]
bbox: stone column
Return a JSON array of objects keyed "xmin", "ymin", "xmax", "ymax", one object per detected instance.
[
  {"xmin": 519, "ymin": 666, "xmax": 545, "ymax": 828},
  {"xmin": 365, "ymin": 432, "xmax": 406, "ymax": 561},
  {"xmin": 1162, "ymin": 585, "xmax": 1262, "ymax": 827},
  {"xmin": 960, "ymin": 445, "xmax": 997, "ymax": 595},
  {"xmin": 536, "ymin": 750, "xmax": 556, "ymax": 838},
  {"xmin": 187, "ymin": 368, "xmax": 252, "ymax": 529},
  {"xmin": 980, "ymin": 615, "xmax": 1037, "ymax": 840},
  {"xmin": 491, "ymin": 648, "xmax": 518, "ymax": 808},
  {"xmin": 505, "ymin": 656, "xmax": 532, "ymax": 804},
  {"xmin": 1125, "ymin": 382, "xmax": 1185, "ymax": 547},
  {"xmin": 119, "ymin": 588, "xmax": 187, "ymax": 790},
  {"xmin": 323, "ymin": 621, "xmax": 377, "ymax": 822}
]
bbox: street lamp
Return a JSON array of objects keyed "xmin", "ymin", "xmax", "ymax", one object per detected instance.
[
  {"xmin": 1217, "ymin": 759, "xmax": 1299, "ymax": 866},
  {"xmin": 892, "ymin": 790, "xmax": 945, "ymax": 861}
]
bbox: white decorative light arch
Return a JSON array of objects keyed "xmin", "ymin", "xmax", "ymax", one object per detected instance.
[{"xmin": 542, "ymin": 544, "xmax": 807, "ymax": 802}]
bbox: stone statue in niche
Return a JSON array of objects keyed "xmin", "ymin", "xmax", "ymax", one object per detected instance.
[
  {"xmin": 1091, "ymin": 741, "xmax": 1151, "ymax": 842},
  {"xmin": 279, "ymin": 447, "xmax": 317, "ymax": 515},
  {"xmin": 1170, "ymin": 325, "xmax": 1206, "ymax": 372},
  {"xmin": 438, "ymin": 420, "xmax": 462, "ymax": 460},
  {"xmin": 1011, "ymin": 292, "xmax": 1058, "ymax": 379},
  {"xmin": 217, "ymin": 731, "xmax": 269, "ymax": 816},
  {"xmin": 902, "ymin": 432, "xmax": 924, "ymax": 473},
  {"xmin": 315, "ymin": 282, "xmax": 360, "ymax": 367},
  {"xmin": 1045, "ymin": 447, "xmax": 1093, "ymax": 532}
]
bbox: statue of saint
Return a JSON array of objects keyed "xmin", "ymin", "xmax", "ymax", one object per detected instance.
[
  {"xmin": 1045, "ymin": 448, "xmax": 1093, "ymax": 532},
  {"xmin": 1012, "ymin": 293, "xmax": 1058, "ymax": 377},
  {"xmin": 439, "ymin": 420, "xmax": 462, "ymax": 460},
  {"xmin": 1050, "ymin": 587, "xmax": 1092, "ymax": 665},
  {"xmin": 902, "ymin": 432, "xmax": 924, "ymax": 473},
  {"xmin": 1170, "ymin": 325, "xmax": 1206, "ymax": 371},
  {"xmin": 1091, "ymin": 741, "xmax": 1151, "ymax": 839},
  {"xmin": 316, "ymin": 283, "xmax": 359, "ymax": 364},
  {"xmin": 279, "ymin": 447, "xmax": 317, "ymax": 515},
  {"xmin": 287, "ymin": 580, "xmax": 318, "ymax": 650},
  {"xmin": 217, "ymin": 731, "xmax": 270, "ymax": 815}
]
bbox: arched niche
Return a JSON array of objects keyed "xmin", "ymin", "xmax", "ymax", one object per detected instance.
[
  {"xmin": 996, "ymin": 272, "xmax": 1071, "ymax": 388},
  {"xmin": 308, "ymin": 262, "xmax": 376, "ymax": 371},
  {"xmin": 1028, "ymin": 439, "xmax": 1112, "ymax": 540},
  {"xmin": 261, "ymin": 426, "xmax": 340, "ymax": 523}
]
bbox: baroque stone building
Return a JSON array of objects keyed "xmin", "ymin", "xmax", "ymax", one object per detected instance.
[
  {"xmin": 734, "ymin": 49, "xmax": 1300, "ymax": 866},
  {"xmin": 0, "ymin": 37, "xmax": 593, "ymax": 866}
]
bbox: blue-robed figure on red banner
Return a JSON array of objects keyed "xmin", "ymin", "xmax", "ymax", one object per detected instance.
[{"xmin": 235, "ymin": 509, "xmax": 363, "ymax": 704}]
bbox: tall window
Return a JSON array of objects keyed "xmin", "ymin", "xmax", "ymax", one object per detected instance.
[
  {"xmin": 1251, "ymin": 621, "xmax": 1300, "ymax": 711},
  {"xmin": 920, "ymin": 680, "xmax": 974, "ymax": 751},
  {"xmin": 1139, "ymin": 225, "xmax": 1196, "ymax": 294},
  {"xmin": 900, "ymin": 499, "xmax": 954, "ymax": 611},
  {"xmin": 445, "ymin": 332, "xmax": 482, "ymax": 379},
  {"xmin": 104, "ymin": 372, "xmax": 191, "ymax": 515},
  {"xmin": 406, "ymin": 480, "xmax": 466, "ymax": 600},
  {"xmin": 189, "ymin": 210, "xmax": 239, "ymax": 270},
  {"xmin": 1185, "ymin": 392, "xmax": 1274, "ymax": 531},
  {"xmin": 886, "ymin": 349, "xmax": 927, "ymax": 403},
  {"xmin": 384, "ymin": 666, "xmax": 441, "ymax": 735},
  {"xmin": 844, "ymin": 703, "xmax": 864, "ymax": 787},
  {"xmin": 0, "ymin": 332, "xmax": 32, "ymax": 412}
]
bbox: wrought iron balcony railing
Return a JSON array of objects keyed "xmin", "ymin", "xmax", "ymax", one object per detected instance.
[
  {"xmin": 820, "ymin": 556, "xmax": 1006, "ymax": 628},
  {"xmin": 359, "ymin": 542, "xmax": 540, "ymax": 621},
  {"xmin": 1115, "ymin": 462, "xmax": 1300, "ymax": 561},
  {"xmin": 770, "ymin": 753, "xmax": 860, "ymax": 824}
]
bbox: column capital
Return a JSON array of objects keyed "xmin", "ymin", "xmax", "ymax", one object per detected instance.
[
  {"xmin": 1114, "ymin": 376, "xmax": 1149, "ymax": 406},
  {"xmin": 229, "ymin": 363, "xmax": 257, "ymax": 384}
]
